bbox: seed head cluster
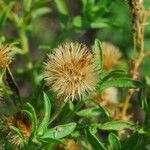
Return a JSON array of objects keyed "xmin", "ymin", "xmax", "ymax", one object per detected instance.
[
  {"xmin": 0, "ymin": 44, "xmax": 13, "ymax": 68},
  {"xmin": 44, "ymin": 43, "xmax": 98, "ymax": 101}
]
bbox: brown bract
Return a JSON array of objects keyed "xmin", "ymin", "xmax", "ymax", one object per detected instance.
[
  {"xmin": 0, "ymin": 44, "xmax": 13, "ymax": 68},
  {"xmin": 44, "ymin": 43, "xmax": 98, "ymax": 101}
]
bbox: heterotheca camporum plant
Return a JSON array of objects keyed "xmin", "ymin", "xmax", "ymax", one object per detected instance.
[{"xmin": 44, "ymin": 42, "xmax": 98, "ymax": 102}]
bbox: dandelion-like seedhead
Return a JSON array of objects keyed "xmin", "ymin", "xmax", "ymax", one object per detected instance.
[
  {"xmin": 44, "ymin": 43, "xmax": 98, "ymax": 101},
  {"xmin": 0, "ymin": 44, "xmax": 13, "ymax": 68},
  {"xmin": 101, "ymin": 42, "xmax": 122, "ymax": 70}
]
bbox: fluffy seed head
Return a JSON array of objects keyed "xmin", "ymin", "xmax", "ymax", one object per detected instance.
[
  {"xmin": 44, "ymin": 43, "xmax": 98, "ymax": 101},
  {"xmin": 0, "ymin": 44, "xmax": 13, "ymax": 68},
  {"xmin": 101, "ymin": 42, "xmax": 122, "ymax": 70}
]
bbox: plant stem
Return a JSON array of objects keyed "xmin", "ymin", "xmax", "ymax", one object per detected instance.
[
  {"xmin": 19, "ymin": 28, "xmax": 36, "ymax": 88},
  {"xmin": 121, "ymin": 0, "xmax": 148, "ymax": 120}
]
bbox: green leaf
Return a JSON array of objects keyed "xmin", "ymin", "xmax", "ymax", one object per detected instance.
[
  {"xmin": 87, "ymin": 128, "xmax": 107, "ymax": 150},
  {"xmin": 76, "ymin": 107, "xmax": 103, "ymax": 117},
  {"xmin": 145, "ymin": 76, "xmax": 150, "ymax": 86},
  {"xmin": 97, "ymin": 78, "xmax": 144, "ymax": 93},
  {"xmin": 138, "ymin": 88, "xmax": 150, "ymax": 113},
  {"xmin": 41, "ymin": 122, "xmax": 76, "ymax": 139},
  {"xmin": 73, "ymin": 16, "xmax": 82, "ymax": 28},
  {"xmin": 90, "ymin": 21, "xmax": 109, "ymax": 28},
  {"xmin": 23, "ymin": 0, "xmax": 32, "ymax": 12},
  {"xmin": 0, "ymin": 2, "xmax": 14, "ymax": 28},
  {"xmin": 32, "ymin": 7, "xmax": 52, "ymax": 19},
  {"xmin": 108, "ymin": 133, "xmax": 121, "ymax": 150},
  {"xmin": 25, "ymin": 103, "xmax": 38, "ymax": 136},
  {"xmin": 37, "ymin": 92, "xmax": 51, "ymax": 136},
  {"xmin": 21, "ymin": 110, "xmax": 36, "ymax": 137},
  {"xmin": 55, "ymin": 0, "xmax": 68, "ymax": 15},
  {"xmin": 55, "ymin": 0, "xmax": 68, "ymax": 28},
  {"xmin": 96, "ymin": 121, "xmax": 136, "ymax": 131},
  {"xmin": 94, "ymin": 39, "xmax": 103, "ymax": 70},
  {"xmin": 101, "ymin": 70, "xmax": 127, "ymax": 82}
]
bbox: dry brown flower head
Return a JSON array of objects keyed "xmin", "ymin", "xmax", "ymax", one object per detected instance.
[{"xmin": 44, "ymin": 43, "xmax": 98, "ymax": 101}]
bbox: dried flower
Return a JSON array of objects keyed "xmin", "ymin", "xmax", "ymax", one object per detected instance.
[
  {"xmin": 4, "ymin": 113, "xmax": 32, "ymax": 148},
  {"xmin": 101, "ymin": 42, "xmax": 122, "ymax": 70},
  {"xmin": 44, "ymin": 43, "xmax": 98, "ymax": 101},
  {"xmin": 0, "ymin": 44, "xmax": 13, "ymax": 68}
]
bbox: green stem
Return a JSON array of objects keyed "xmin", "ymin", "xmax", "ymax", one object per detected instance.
[{"xmin": 19, "ymin": 28, "xmax": 36, "ymax": 88}]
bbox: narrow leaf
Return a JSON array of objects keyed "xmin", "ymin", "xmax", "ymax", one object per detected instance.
[
  {"xmin": 87, "ymin": 128, "xmax": 107, "ymax": 150},
  {"xmin": 76, "ymin": 107, "xmax": 103, "ymax": 117},
  {"xmin": 37, "ymin": 92, "xmax": 51, "ymax": 136},
  {"xmin": 94, "ymin": 39, "xmax": 103, "ymax": 70},
  {"xmin": 101, "ymin": 69, "xmax": 127, "ymax": 82},
  {"xmin": 96, "ymin": 121, "xmax": 136, "ymax": 131},
  {"xmin": 108, "ymin": 133, "xmax": 121, "ymax": 150},
  {"xmin": 97, "ymin": 78, "xmax": 144, "ymax": 93},
  {"xmin": 55, "ymin": 0, "xmax": 68, "ymax": 15},
  {"xmin": 25, "ymin": 103, "xmax": 37, "ymax": 136}
]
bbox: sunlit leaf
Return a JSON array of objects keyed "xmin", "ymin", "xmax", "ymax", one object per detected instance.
[{"xmin": 41, "ymin": 122, "xmax": 76, "ymax": 139}]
